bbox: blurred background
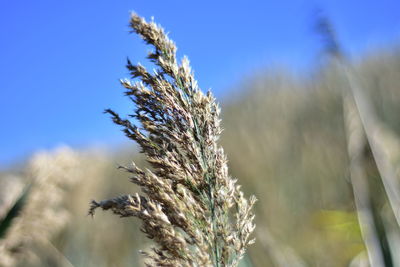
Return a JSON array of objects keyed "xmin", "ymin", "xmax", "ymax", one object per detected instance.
[{"xmin": 1, "ymin": 0, "xmax": 400, "ymax": 266}]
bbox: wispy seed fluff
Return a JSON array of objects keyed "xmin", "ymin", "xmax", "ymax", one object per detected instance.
[{"xmin": 89, "ymin": 13, "xmax": 256, "ymax": 267}]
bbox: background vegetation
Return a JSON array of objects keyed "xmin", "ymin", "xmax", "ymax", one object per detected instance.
[{"xmin": 1, "ymin": 41, "xmax": 400, "ymax": 266}]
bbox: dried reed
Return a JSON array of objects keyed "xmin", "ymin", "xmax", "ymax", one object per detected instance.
[
  {"xmin": 0, "ymin": 147, "xmax": 79, "ymax": 267},
  {"xmin": 316, "ymin": 13, "xmax": 400, "ymax": 266},
  {"xmin": 89, "ymin": 13, "xmax": 256, "ymax": 267}
]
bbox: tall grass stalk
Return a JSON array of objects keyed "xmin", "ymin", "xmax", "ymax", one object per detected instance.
[
  {"xmin": 343, "ymin": 94, "xmax": 386, "ymax": 267},
  {"xmin": 341, "ymin": 64, "xmax": 400, "ymax": 226},
  {"xmin": 316, "ymin": 13, "xmax": 400, "ymax": 266},
  {"xmin": 89, "ymin": 13, "xmax": 256, "ymax": 267}
]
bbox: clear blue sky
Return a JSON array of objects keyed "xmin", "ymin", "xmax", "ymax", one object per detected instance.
[{"xmin": 1, "ymin": 0, "xmax": 399, "ymax": 167}]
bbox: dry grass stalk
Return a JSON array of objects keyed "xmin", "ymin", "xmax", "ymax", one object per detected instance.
[
  {"xmin": 316, "ymin": 14, "xmax": 400, "ymax": 266},
  {"xmin": 342, "ymin": 66, "xmax": 400, "ymax": 226},
  {"xmin": 343, "ymin": 94, "xmax": 385, "ymax": 267},
  {"xmin": 0, "ymin": 175, "xmax": 24, "ymax": 221},
  {"xmin": 0, "ymin": 147, "xmax": 79, "ymax": 267},
  {"xmin": 89, "ymin": 13, "xmax": 256, "ymax": 267}
]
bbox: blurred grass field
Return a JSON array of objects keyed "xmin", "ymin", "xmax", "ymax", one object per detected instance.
[{"xmin": 1, "ymin": 46, "xmax": 400, "ymax": 266}]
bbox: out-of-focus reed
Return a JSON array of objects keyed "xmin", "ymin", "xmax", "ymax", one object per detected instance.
[{"xmin": 1, "ymin": 14, "xmax": 400, "ymax": 267}]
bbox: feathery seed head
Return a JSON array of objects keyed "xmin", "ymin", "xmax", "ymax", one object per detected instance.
[{"xmin": 89, "ymin": 13, "xmax": 256, "ymax": 267}]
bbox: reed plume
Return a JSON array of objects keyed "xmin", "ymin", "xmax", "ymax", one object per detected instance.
[
  {"xmin": 89, "ymin": 13, "xmax": 256, "ymax": 267},
  {"xmin": 0, "ymin": 147, "xmax": 79, "ymax": 267}
]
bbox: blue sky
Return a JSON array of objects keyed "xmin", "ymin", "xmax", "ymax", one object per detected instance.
[{"xmin": 1, "ymin": 0, "xmax": 399, "ymax": 167}]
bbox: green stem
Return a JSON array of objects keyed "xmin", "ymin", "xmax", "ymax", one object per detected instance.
[
  {"xmin": 193, "ymin": 118, "xmax": 220, "ymax": 267},
  {"xmin": 174, "ymin": 69, "xmax": 221, "ymax": 266}
]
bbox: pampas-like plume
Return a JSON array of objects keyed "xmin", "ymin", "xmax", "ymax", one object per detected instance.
[
  {"xmin": 89, "ymin": 13, "xmax": 256, "ymax": 267},
  {"xmin": 0, "ymin": 147, "xmax": 79, "ymax": 267}
]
